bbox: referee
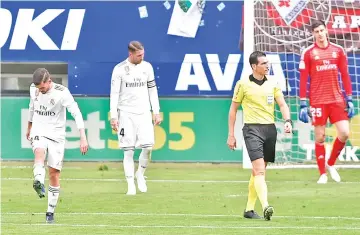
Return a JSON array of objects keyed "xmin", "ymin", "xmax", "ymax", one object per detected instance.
[{"xmin": 227, "ymin": 51, "xmax": 292, "ymax": 221}]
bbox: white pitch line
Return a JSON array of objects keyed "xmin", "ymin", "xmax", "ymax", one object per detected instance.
[
  {"xmin": 3, "ymin": 212, "xmax": 360, "ymax": 221},
  {"xmin": 2, "ymin": 177, "xmax": 360, "ymax": 184},
  {"xmin": 1, "ymin": 178, "xmax": 249, "ymax": 183},
  {"xmin": 1, "ymin": 166, "xmax": 82, "ymax": 169},
  {"xmin": 2, "ymin": 223, "xmax": 360, "ymax": 230}
]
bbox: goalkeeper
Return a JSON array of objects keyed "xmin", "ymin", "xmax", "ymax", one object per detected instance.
[
  {"xmin": 227, "ymin": 51, "xmax": 292, "ymax": 221},
  {"xmin": 298, "ymin": 20, "xmax": 354, "ymax": 184}
]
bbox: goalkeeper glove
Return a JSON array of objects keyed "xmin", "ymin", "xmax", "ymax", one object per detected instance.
[
  {"xmin": 299, "ymin": 100, "xmax": 310, "ymax": 123},
  {"xmin": 346, "ymin": 96, "xmax": 355, "ymax": 119}
]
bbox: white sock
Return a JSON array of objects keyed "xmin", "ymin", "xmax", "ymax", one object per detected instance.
[
  {"xmin": 47, "ymin": 185, "xmax": 60, "ymax": 213},
  {"xmin": 138, "ymin": 148, "xmax": 151, "ymax": 175},
  {"xmin": 33, "ymin": 163, "xmax": 45, "ymax": 184},
  {"xmin": 123, "ymin": 150, "xmax": 135, "ymax": 184}
]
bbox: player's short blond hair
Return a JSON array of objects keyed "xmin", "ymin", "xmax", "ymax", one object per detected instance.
[{"xmin": 128, "ymin": 41, "xmax": 144, "ymax": 52}]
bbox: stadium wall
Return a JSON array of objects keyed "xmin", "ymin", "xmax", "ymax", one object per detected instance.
[{"xmin": 1, "ymin": 1, "xmax": 360, "ymax": 162}]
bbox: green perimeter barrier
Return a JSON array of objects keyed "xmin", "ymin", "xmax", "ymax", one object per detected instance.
[
  {"xmin": 1, "ymin": 97, "xmax": 241, "ymax": 162},
  {"xmin": 2, "ymin": 97, "xmax": 360, "ymax": 163}
]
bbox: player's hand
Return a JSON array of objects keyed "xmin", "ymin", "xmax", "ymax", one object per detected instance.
[
  {"xmin": 299, "ymin": 100, "xmax": 310, "ymax": 123},
  {"xmin": 227, "ymin": 135, "xmax": 236, "ymax": 150},
  {"xmin": 26, "ymin": 128, "xmax": 31, "ymax": 140},
  {"xmin": 110, "ymin": 118, "xmax": 119, "ymax": 132},
  {"xmin": 346, "ymin": 96, "xmax": 355, "ymax": 119},
  {"xmin": 80, "ymin": 137, "xmax": 88, "ymax": 155},
  {"xmin": 284, "ymin": 119, "xmax": 293, "ymax": 134},
  {"xmin": 154, "ymin": 114, "xmax": 162, "ymax": 125}
]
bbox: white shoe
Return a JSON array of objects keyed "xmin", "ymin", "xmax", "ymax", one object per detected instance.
[
  {"xmin": 126, "ymin": 181, "xmax": 136, "ymax": 195},
  {"xmin": 135, "ymin": 171, "xmax": 147, "ymax": 193},
  {"xmin": 326, "ymin": 164, "xmax": 341, "ymax": 182},
  {"xmin": 317, "ymin": 174, "xmax": 328, "ymax": 184}
]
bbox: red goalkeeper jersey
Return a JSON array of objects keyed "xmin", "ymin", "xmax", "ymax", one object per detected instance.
[{"xmin": 299, "ymin": 42, "xmax": 352, "ymax": 106}]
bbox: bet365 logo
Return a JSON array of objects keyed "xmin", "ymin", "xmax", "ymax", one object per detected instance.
[{"xmin": 0, "ymin": 8, "xmax": 85, "ymax": 50}]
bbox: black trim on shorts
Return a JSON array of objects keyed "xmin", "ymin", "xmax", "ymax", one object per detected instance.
[{"xmin": 242, "ymin": 123, "xmax": 277, "ymax": 163}]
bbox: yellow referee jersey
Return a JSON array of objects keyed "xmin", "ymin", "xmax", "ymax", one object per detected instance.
[{"xmin": 232, "ymin": 75, "xmax": 283, "ymax": 124}]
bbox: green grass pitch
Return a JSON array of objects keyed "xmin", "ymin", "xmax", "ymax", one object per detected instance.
[{"xmin": 1, "ymin": 161, "xmax": 360, "ymax": 234}]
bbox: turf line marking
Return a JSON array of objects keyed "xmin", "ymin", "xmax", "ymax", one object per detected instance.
[
  {"xmin": 1, "ymin": 166, "xmax": 81, "ymax": 169},
  {"xmin": 2, "ymin": 177, "xmax": 360, "ymax": 184},
  {"xmin": 2, "ymin": 212, "xmax": 360, "ymax": 220},
  {"xmin": 2, "ymin": 223, "xmax": 360, "ymax": 230}
]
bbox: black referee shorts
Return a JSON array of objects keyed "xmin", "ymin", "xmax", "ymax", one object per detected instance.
[{"xmin": 242, "ymin": 124, "xmax": 277, "ymax": 163}]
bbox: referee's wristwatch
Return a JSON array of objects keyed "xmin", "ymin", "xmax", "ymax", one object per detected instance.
[
  {"xmin": 284, "ymin": 119, "xmax": 293, "ymax": 133},
  {"xmin": 285, "ymin": 119, "xmax": 293, "ymax": 125}
]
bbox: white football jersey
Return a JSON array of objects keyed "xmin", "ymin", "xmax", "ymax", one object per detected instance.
[
  {"xmin": 110, "ymin": 59, "xmax": 159, "ymax": 119},
  {"xmin": 29, "ymin": 82, "xmax": 84, "ymax": 142}
]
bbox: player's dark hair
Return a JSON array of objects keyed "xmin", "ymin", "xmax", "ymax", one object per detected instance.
[
  {"xmin": 33, "ymin": 68, "xmax": 50, "ymax": 85},
  {"xmin": 249, "ymin": 51, "xmax": 266, "ymax": 67},
  {"xmin": 311, "ymin": 20, "xmax": 326, "ymax": 31},
  {"xmin": 128, "ymin": 41, "xmax": 144, "ymax": 52}
]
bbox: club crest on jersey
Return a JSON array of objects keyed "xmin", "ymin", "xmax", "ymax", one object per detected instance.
[
  {"xmin": 332, "ymin": 52, "xmax": 337, "ymax": 58},
  {"xmin": 271, "ymin": 0, "xmax": 308, "ymax": 25},
  {"xmin": 125, "ymin": 66, "xmax": 130, "ymax": 75},
  {"xmin": 49, "ymin": 99, "xmax": 55, "ymax": 105}
]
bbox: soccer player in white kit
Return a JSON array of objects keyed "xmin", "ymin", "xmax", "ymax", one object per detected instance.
[
  {"xmin": 26, "ymin": 68, "xmax": 89, "ymax": 223},
  {"xmin": 110, "ymin": 41, "xmax": 162, "ymax": 195}
]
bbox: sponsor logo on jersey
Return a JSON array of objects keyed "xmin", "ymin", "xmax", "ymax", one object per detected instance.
[
  {"xmin": 35, "ymin": 105, "xmax": 56, "ymax": 116},
  {"xmin": 316, "ymin": 60, "xmax": 337, "ymax": 71},
  {"xmin": 125, "ymin": 81, "xmax": 147, "ymax": 88},
  {"xmin": 35, "ymin": 110, "xmax": 56, "ymax": 116}
]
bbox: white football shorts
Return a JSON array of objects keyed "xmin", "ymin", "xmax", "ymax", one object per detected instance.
[
  {"xmin": 31, "ymin": 136, "xmax": 65, "ymax": 170},
  {"xmin": 117, "ymin": 110, "xmax": 154, "ymax": 149}
]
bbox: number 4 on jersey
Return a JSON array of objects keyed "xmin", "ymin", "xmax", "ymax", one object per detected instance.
[{"xmin": 119, "ymin": 128, "xmax": 124, "ymax": 137}]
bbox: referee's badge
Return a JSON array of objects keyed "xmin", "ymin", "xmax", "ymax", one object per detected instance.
[{"xmin": 267, "ymin": 95, "xmax": 274, "ymax": 105}]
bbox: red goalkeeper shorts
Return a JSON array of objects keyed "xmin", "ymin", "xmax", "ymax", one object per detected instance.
[{"xmin": 310, "ymin": 102, "xmax": 348, "ymax": 126}]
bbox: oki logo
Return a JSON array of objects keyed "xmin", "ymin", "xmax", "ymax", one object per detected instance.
[{"xmin": 0, "ymin": 8, "xmax": 85, "ymax": 50}]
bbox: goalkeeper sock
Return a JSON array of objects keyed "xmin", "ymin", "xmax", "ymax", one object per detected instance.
[
  {"xmin": 123, "ymin": 149, "xmax": 135, "ymax": 184},
  {"xmin": 138, "ymin": 148, "xmax": 151, "ymax": 175},
  {"xmin": 47, "ymin": 185, "xmax": 60, "ymax": 213},
  {"xmin": 245, "ymin": 174, "xmax": 257, "ymax": 211},
  {"xmin": 327, "ymin": 138, "xmax": 345, "ymax": 166},
  {"xmin": 254, "ymin": 175, "xmax": 269, "ymax": 211},
  {"xmin": 33, "ymin": 163, "xmax": 45, "ymax": 184},
  {"xmin": 315, "ymin": 142, "xmax": 326, "ymax": 175}
]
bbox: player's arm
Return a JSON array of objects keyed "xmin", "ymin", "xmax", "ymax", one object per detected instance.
[
  {"xmin": 298, "ymin": 49, "xmax": 311, "ymax": 123},
  {"xmin": 228, "ymin": 81, "xmax": 243, "ymax": 149},
  {"xmin": 338, "ymin": 47, "xmax": 352, "ymax": 96},
  {"xmin": 109, "ymin": 67, "xmax": 122, "ymax": 122},
  {"xmin": 275, "ymin": 86, "xmax": 292, "ymax": 133},
  {"xmin": 62, "ymin": 88, "xmax": 88, "ymax": 154},
  {"xmin": 338, "ymin": 47, "xmax": 354, "ymax": 118},
  {"xmin": 299, "ymin": 49, "xmax": 310, "ymax": 101},
  {"xmin": 27, "ymin": 84, "xmax": 36, "ymax": 140},
  {"xmin": 147, "ymin": 63, "xmax": 161, "ymax": 125},
  {"xmin": 274, "ymin": 86, "xmax": 290, "ymax": 121}
]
